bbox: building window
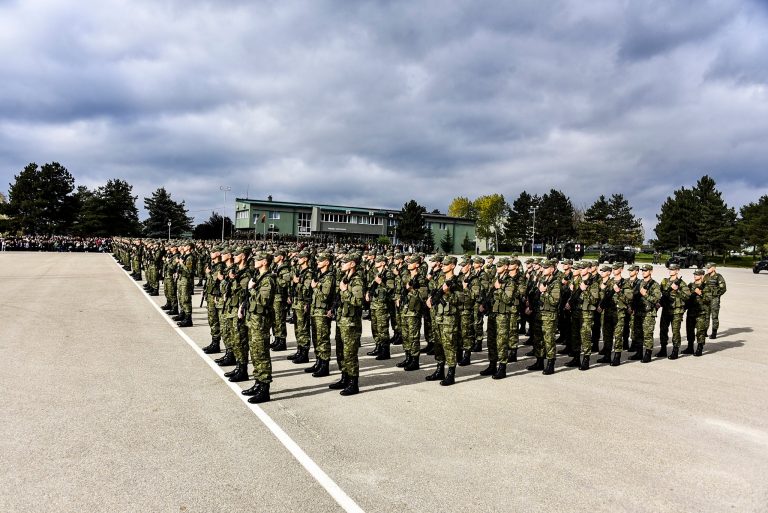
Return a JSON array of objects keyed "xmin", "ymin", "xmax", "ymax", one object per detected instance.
[
  {"xmin": 268, "ymin": 211, "xmax": 280, "ymax": 220},
  {"xmin": 438, "ymin": 223, "xmax": 447, "ymax": 230},
  {"xmin": 298, "ymin": 212, "xmax": 311, "ymax": 236},
  {"xmin": 236, "ymin": 211, "xmax": 248, "ymax": 220},
  {"xmin": 388, "ymin": 218, "xmax": 398, "ymax": 227},
  {"xmin": 321, "ymin": 213, "xmax": 349, "ymax": 223}
]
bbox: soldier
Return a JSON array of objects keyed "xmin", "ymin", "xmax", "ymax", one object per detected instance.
[
  {"xmin": 240, "ymin": 251, "xmax": 277, "ymax": 404},
  {"xmin": 535, "ymin": 259, "xmax": 561, "ymax": 375},
  {"xmin": 269, "ymin": 249, "xmax": 292, "ymax": 351},
  {"xmin": 626, "ymin": 265, "xmax": 642, "ymax": 353},
  {"xmin": 288, "ymin": 251, "xmax": 313, "ymax": 364},
  {"xmin": 686, "ymin": 269, "xmax": 713, "ymax": 356},
  {"xmin": 565, "ymin": 261, "xmax": 599, "ymax": 370},
  {"xmin": 202, "ymin": 246, "xmax": 224, "ymax": 354},
  {"xmin": 456, "ymin": 256, "xmax": 476, "ymax": 366},
  {"xmin": 596, "ymin": 265, "xmax": 617, "ymax": 364},
  {"xmin": 658, "ymin": 264, "xmax": 690, "ymax": 359},
  {"xmin": 329, "ymin": 253, "xmax": 365, "ymax": 396},
  {"xmin": 366, "ymin": 255, "xmax": 394, "ymax": 359},
  {"xmin": 398, "ymin": 255, "xmax": 427, "ymax": 371},
  {"xmin": 175, "ymin": 241, "xmax": 196, "ymax": 327},
  {"xmin": 487, "ymin": 258, "xmax": 526, "ymax": 379},
  {"xmin": 307, "ymin": 252, "xmax": 336, "ymax": 377},
  {"xmin": 556, "ymin": 259, "xmax": 573, "ymax": 354},
  {"xmin": 705, "ymin": 263, "xmax": 726, "ymax": 339},
  {"xmin": 223, "ymin": 248, "xmax": 252, "ymax": 382},
  {"xmin": 214, "ymin": 248, "xmax": 237, "ymax": 366},
  {"xmin": 423, "ymin": 255, "xmax": 443, "ymax": 356},
  {"xmin": 610, "ymin": 263, "xmax": 632, "ymax": 366},
  {"xmin": 425, "ymin": 256, "xmax": 461, "ymax": 386},
  {"xmin": 470, "ymin": 256, "xmax": 488, "ymax": 352},
  {"xmin": 131, "ymin": 239, "xmax": 143, "ymax": 281},
  {"xmin": 629, "ymin": 264, "xmax": 661, "ymax": 363},
  {"xmin": 390, "ymin": 253, "xmax": 407, "ymax": 348},
  {"xmin": 161, "ymin": 243, "xmax": 179, "ymax": 316}
]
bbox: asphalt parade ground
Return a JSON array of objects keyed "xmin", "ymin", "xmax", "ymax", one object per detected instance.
[{"xmin": 1, "ymin": 253, "xmax": 767, "ymax": 513}]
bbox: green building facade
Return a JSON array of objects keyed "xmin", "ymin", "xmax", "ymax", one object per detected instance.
[{"xmin": 233, "ymin": 197, "xmax": 476, "ymax": 254}]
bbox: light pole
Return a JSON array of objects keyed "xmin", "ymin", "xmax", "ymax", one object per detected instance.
[
  {"xmin": 219, "ymin": 186, "xmax": 231, "ymax": 243},
  {"xmin": 167, "ymin": 220, "xmax": 171, "ymax": 241},
  {"xmin": 531, "ymin": 206, "xmax": 537, "ymax": 256}
]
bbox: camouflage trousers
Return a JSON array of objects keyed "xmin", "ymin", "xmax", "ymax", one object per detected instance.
[
  {"xmin": 370, "ymin": 302, "xmax": 390, "ymax": 346},
  {"xmin": 686, "ymin": 308, "xmax": 710, "ymax": 345},
  {"xmin": 486, "ymin": 313, "xmax": 498, "ymax": 361},
  {"xmin": 132, "ymin": 257, "xmax": 141, "ymax": 276},
  {"xmin": 207, "ymin": 294, "xmax": 221, "ymax": 342},
  {"xmin": 164, "ymin": 276, "xmax": 177, "ymax": 307},
  {"xmin": 601, "ymin": 308, "xmax": 617, "ymax": 352},
  {"xmin": 388, "ymin": 301, "xmax": 400, "ymax": 337},
  {"xmin": 292, "ymin": 302, "xmax": 311, "ymax": 349},
  {"xmin": 580, "ymin": 311, "xmax": 594, "ymax": 356},
  {"xmin": 495, "ymin": 311, "xmax": 519, "ymax": 364},
  {"xmin": 434, "ymin": 314, "xmax": 459, "ymax": 367},
  {"xmin": 225, "ymin": 315, "xmax": 249, "ymax": 363},
  {"xmin": 178, "ymin": 279, "xmax": 193, "ymax": 315},
  {"xmin": 460, "ymin": 308, "xmax": 474, "ymax": 351},
  {"xmin": 531, "ymin": 314, "xmax": 544, "ymax": 358},
  {"xmin": 637, "ymin": 314, "xmax": 657, "ymax": 350},
  {"xmin": 147, "ymin": 265, "xmax": 159, "ymax": 291},
  {"xmin": 473, "ymin": 305, "xmax": 484, "ymax": 344},
  {"xmin": 271, "ymin": 294, "xmax": 286, "ymax": 339},
  {"xmin": 659, "ymin": 309, "xmax": 684, "ymax": 347},
  {"xmin": 709, "ymin": 296, "xmax": 721, "ymax": 332},
  {"xmin": 337, "ymin": 317, "xmax": 361, "ymax": 377},
  {"xmin": 571, "ymin": 309, "xmax": 582, "ymax": 354},
  {"xmin": 311, "ymin": 314, "xmax": 332, "ymax": 360},
  {"xmin": 424, "ymin": 309, "xmax": 434, "ymax": 344},
  {"xmin": 613, "ymin": 309, "xmax": 629, "ymax": 352},
  {"xmin": 403, "ymin": 313, "xmax": 421, "ymax": 356},
  {"xmin": 247, "ymin": 314, "xmax": 272, "ymax": 383},
  {"xmin": 540, "ymin": 311, "xmax": 558, "ymax": 360}
]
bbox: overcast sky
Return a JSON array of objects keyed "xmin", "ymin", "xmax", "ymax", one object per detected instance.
[{"xmin": 2, "ymin": 0, "xmax": 767, "ymax": 240}]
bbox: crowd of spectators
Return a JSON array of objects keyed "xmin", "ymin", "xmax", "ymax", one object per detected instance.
[{"xmin": 0, "ymin": 236, "xmax": 112, "ymax": 252}]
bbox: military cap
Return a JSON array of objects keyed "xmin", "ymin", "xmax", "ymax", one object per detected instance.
[
  {"xmin": 407, "ymin": 255, "xmax": 421, "ymax": 264},
  {"xmin": 496, "ymin": 257, "xmax": 510, "ymax": 267},
  {"xmin": 668, "ymin": 263, "xmax": 680, "ymax": 271},
  {"xmin": 459, "ymin": 256, "xmax": 472, "ymax": 266},
  {"xmin": 374, "ymin": 255, "xmax": 387, "ymax": 263},
  {"xmin": 612, "ymin": 262, "xmax": 624, "ymax": 270},
  {"xmin": 472, "ymin": 256, "xmax": 484, "ymax": 264},
  {"xmin": 316, "ymin": 252, "xmax": 332, "ymax": 262},
  {"xmin": 252, "ymin": 250, "xmax": 269, "ymax": 261},
  {"xmin": 211, "ymin": 245, "xmax": 223, "ymax": 252},
  {"xmin": 524, "ymin": 258, "xmax": 534, "ymax": 265},
  {"xmin": 275, "ymin": 249, "xmax": 287, "ymax": 257},
  {"xmin": 486, "ymin": 255, "xmax": 495, "ymax": 260},
  {"xmin": 443, "ymin": 256, "xmax": 458, "ymax": 265},
  {"xmin": 562, "ymin": 259, "xmax": 573, "ymax": 265},
  {"xmin": 510, "ymin": 258, "xmax": 522, "ymax": 267},
  {"xmin": 348, "ymin": 253, "xmax": 362, "ymax": 264},
  {"xmin": 232, "ymin": 247, "xmax": 245, "ymax": 256},
  {"xmin": 430, "ymin": 255, "xmax": 444, "ymax": 263},
  {"xmin": 627, "ymin": 264, "xmax": 640, "ymax": 272},
  {"xmin": 572, "ymin": 261, "xmax": 584, "ymax": 270},
  {"xmin": 297, "ymin": 250, "xmax": 309, "ymax": 259},
  {"xmin": 693, "ymin": 269, "xmax": 705, "ymax": 276},
  {"xmin": 540, "ymin": 259, "xmax": 556, "ymax": 269},
  {"xmin": 600, "ymin": 264, "xmax": 612, "ymax": 272},
  {"xmin": 393, "ymin": 253, "xmax": 404, "ymax": 261},
  {"xmin": 640, "ymin": 264, "xmax": 653, "ymax": 271},
  {"xmin": 705, "ymin": 262, "xmax": 716, "ymax": 269},
  {"xmin": 220, "ymin": 246, "xmax": 233, "ymax": 255}
]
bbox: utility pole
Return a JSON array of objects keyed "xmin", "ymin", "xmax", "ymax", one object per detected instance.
[
  {"xmin": 167, "ymin": 220, "xmax": 171, "ymax": 241},
  {"xmin": 219, "ymin": 185, "xmax": 231, "ymax": 243},
  {"xmin": 531, "ymin": 206, "xmax": 537, "ymax": 256}
]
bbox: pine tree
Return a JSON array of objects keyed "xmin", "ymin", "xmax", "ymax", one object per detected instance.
[
  {"xmin": 441, "ymin": 230, "xmax": 454, "ymax": 253},
  {"xmin": 143, "ymin": 187, "xmax": 193, "ymax": 237},
  {"xmin": 398, "ymin": 200, "xmax": 427, "ymax": 245}
]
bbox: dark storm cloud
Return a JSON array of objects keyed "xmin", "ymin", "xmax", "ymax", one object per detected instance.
[{"xmin": 1, "ymin": 0, "xmax": 767, "ymax": 238}]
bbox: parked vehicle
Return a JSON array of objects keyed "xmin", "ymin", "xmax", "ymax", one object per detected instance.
[
  {"xmin": 547, "ymin": 242, "xmax": 585, "ymax": 261},
  {"xmin": 666, "ymin": 249, "xmax": 706, "ymax": 269},
  {"xmin": 598, "ymin": 245, "xmax": 636, "ymax": 264},
  {"xmin": 754, "ymin": 259, "xmax": 768, "ymax": 274}
]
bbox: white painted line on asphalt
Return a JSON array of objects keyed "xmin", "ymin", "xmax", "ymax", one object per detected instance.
[{"xmin": 118, "ymin": 263, "xmax": 365, "ymax": 513}]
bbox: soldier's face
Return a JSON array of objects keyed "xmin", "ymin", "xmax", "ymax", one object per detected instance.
[
  {"xmin": 669, "ymin": 270, "xmax": 678, "ymax": 279},
  {"xmin": 408, "ymin": 263, "xmax": 419, "ymax": 271},
  {"xmin": 642, "ymin": 270, "xmax": 651, "ymax": 279}
]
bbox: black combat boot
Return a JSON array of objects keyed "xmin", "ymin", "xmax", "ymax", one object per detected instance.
[
  {"xmin": 492, "ymin": 363, "xmax": 507, "ymax": 380},
  {"xmin": 642, "ymin": 349, "xmax": 652, "ymax": 363},
  {"xmin": 366, "ymin": 344, "xmax": 381, "ymax": 357},
  {"xmin": 224, "ymin": 361, "xmax": 242, "ymax": 377},
  {"xmin": 543, "ymin": 358, "xmax": 556, "ymax": 375},
  {"xmin": 457, "ymin": 349, "xmax": 471, "ymax": 367},
  {"xmin": 340, "ymin": 376, "xmax": 359, "ymax": 396},
  {"xmin": 391, "ymin": 333, "xmax": 403, "ymax": 346},
  {"xmin": 375, "ymin": 343, "xmax": 391, "ymax": 360},
  {"xmin": 565, "ymin": 354, "xmax": 581, "ymax": 367},
  {"xmin": 509, "ymin": 348, "xmax": 518, "ymax": 362},
  {"xmin": 197, "ymin": 279, "xmax": 204, "ymax": 286},
  {"xmin": 292, "ymin": 346, "xmax": 309, "ymax": 364},
  {"xmin": 149, "ymin": 289, "xmax": 159, "ymax": 296},
  {"xmin": 227, "ymin": 363, "xmax": 250, "ymax": 382},
  {"xmin": 286, "ymin": 347, "xmax": 301, "ymax": 361},
  {"xmin": 610, "ymin": 352, "xmax": 621, "ymax": 366},
  {"xmin": 655, "ymin": 344, "xmax": 668, "ymax": 358},
  {"xmin": 629, "ymin": 350, "xmax": 643, "ymax": 360},
  {"xmin": 694, "ymin": 343, "xmax": 704, "ymax": 357},
  {"xmin": 599, "ymin": 344, "xmax": 610, "ymax": 356},
  {"xmin": 312, "ymin": 359, "xmax": 330, "ymax": 378},
  {"xmin": 425, "ymin": 362, "xmax": 445, "ymax": 381},
  {"xmin": 160, "ymin": 303, "xmax": 171, "ymax": 311},
  {"xmin": 248, "ymin": 383, "xmax": 270, "ymax": 404},
  {"xmin": 177, "ymin": 315, "xmax": 192, "ymax": 327},
  {"xmin": 202, "ymin": 338, "xmax": 221, "ymax": 354},
  {"xmin": 440, "ymin": 366, "xmax": 456, "ymax": 386},
  {"xmin": 396, "ymin": 352, "xmax": 411, "ymax": 368},
  {"xmin": 596, "ymin": 352, "xmax": 611, "ymax": 364},
  {"xmin": 526, "ymin": 357, "xmax": 545, "ymax": 371},
  {"xmin": 668, "ymin": 346, "xmax": 679, "ymax": 360},
  {"xmin": 167, "ymin": 306, "xmax": 179, "ymax": 316},
  {"xmin": 579, "ymin": 355, "xmax": 590, "ymax": 371},
  {"xmin": 404, "ymin": 354, "xmax": 420, "ymax": 371},
  {"xmin": 471, "ymin": 341, "xmax": 482, "ymax": 352},
  {"xmin": 215, "ymin": 349, "xmax": 236, "ymax": 366},
  {"xmin": 241, "ymin": 381, "xmax": 263, "ymax": 396},
  {"xmin": 479, "ymin": 360, "xmax": 497, "ymax": 376},
  {"xmin": 709, "ymin": 330, "xmax": 717, "ymax": 340},
  {"xmin": 424, "ymin": 341, "xmax": 435, "ymax": 355},
  {"xmin": 329, "ymin": 372, "xmax": 348, "ymax": 390},
  {"xmin": 172, "ymin": 311, "xmax": 185, "ymax": 322},
  {"xmin": 681, "ymin": 341, "xmax": 695, "ymax": 354},
  {"xmin": 304, "ymin": 358, "xmax": 320, "ymax": 373},
  {"xmin": 270, "ymin": 337, "xmax": 287, "ymax": 351}
]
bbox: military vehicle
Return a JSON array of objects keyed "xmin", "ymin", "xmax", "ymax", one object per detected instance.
[
  {"xmin": 666, "ymin": 249, "xmax": 706, "ymax": 269},
  {"xmin": 547, "ymin": 242, "xmax": 585, "ymax": 261},
  {"xmin": 753, "ymin": 259, "xmax": 768, "ymax": 274},
  {"xmin": 598, "ymin": 245, "xmax": 636, "ymax": 264}
]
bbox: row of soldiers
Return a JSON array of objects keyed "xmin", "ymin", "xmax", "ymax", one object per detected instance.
[{"xmin": 112, "ymin": 239, "xmax": 726, "ymax": 402}]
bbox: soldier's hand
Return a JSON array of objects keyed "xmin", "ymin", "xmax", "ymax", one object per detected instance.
[
  {"xmin": 339, "ymin": 280, "xmax": 348, "ymax": 292},
  {"xmin": 695, "ymin": 287, "xmax": 702, "ymax": 295},
  {"xmin": 237, "ymin": 306, "xmax": 244, "ymax": 319},
  {"xmin": 374, "ymin": 276, "xmax": 382, "ymax": 285},
  {"xmin": 248, "ymin": 278, "xmax": 255, "ymax": 289},
  {"xmin": 613, "ymin": 284, "xmax": 620, "ymax": 293},
  {"xmin": 597, "ymin": 306, "xmax": 603, "ymax": 313},
  {"xmin": 479, "ymin": 304, "xmax": 485, "ymax": 313},
  {"xmin": 311, "ymin": 280, "xmax": 317, "ymax": 288},
  {"xmin": 494, "ymin": 280, "xmax": 501, "ymax": 289},
  {"xmin": 326, "ymin": 309, "xmax": 334, "ymax": 318},
  {"xmin": 671, "ymin": 283, "xmax": 678, "ymax": 290},
  {"xmin": 292, "ymin": 275, "xmax": 299, "ymax": 284},
  {"xmin": 538, "ymin": 283, "xmax": 547, "ymax": 293},
  {"xmin": 365, "ymin": 292, "xmax": 370, "ymax": 303},
  {"xmin": 640, "ymin": 287, "xmax": 647, "ymax": 296},
  {"xmin": 579, "ymin": 282, "xmax": 587, "ymax": 291},
  {"xmin": 442, "ymin": 283, "xmax": 450, "ymax": 293},
  {"xmin": 426, "ymin": 297, "xmax": 432, "ymax": 309},
  {"xmin": 564, "ymin": 303, "xmax": 571, "ymax": 311},
  {"xmin": 462, "ymin": 280, "xmax": 468, "ymax": 290}
]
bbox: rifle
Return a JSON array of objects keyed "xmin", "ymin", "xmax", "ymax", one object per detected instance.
[
  {"xmin": 199, "ymin": 278, "xmax": 207, "ymax": 307},
  {"xmin": 331, "ymin": 273, "xmax": 350, "ymax": 320}
]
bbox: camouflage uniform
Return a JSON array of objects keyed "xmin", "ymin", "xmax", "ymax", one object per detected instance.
[
  {"xmin": 337, "ymin": 269, "xmax": 364, "ymax": 378},
  {"xmin": 246, "ymin": 268, "xmax": 276, "ymax": 383},
  {"xmin": 310, "ymin": 264, "xmax": 336, "ymax": 361},
  {"xmin": 659, "ymin": 272, "xmax": 689, "ymax": 350},
  {"xmin": 368, "ymin": 258, "xmax": 394, "ymax": 352},
  {"xmin": 292, "ymin": 265, "xmax": 314, "ymax": 351},
  {"xmin": 705, "ymin": 266, "xmax": 726, "ymax": 336},
  {"xmin": 686, "ymin": 271, "xmax": 713, "ymax": 354}
]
